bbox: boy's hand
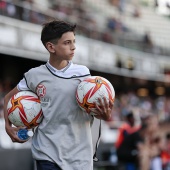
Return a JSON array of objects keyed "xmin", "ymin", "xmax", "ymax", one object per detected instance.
[
  {"xmin": 91, "ymin": 97, "xmax": 114, "ymax": 121},
  {"xmin": 5, "ymin": 125, "xmax": 28, "ymax": 143}
]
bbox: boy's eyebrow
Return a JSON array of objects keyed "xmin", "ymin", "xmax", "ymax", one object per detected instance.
[{"xmin": 63, "ymin": 39, "xmax": 76, "ymax": 42}]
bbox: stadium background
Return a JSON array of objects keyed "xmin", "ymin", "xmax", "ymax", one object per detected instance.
[{"xmin": 1, "ymin": 0, "xmax": 170, "ymax": 169}]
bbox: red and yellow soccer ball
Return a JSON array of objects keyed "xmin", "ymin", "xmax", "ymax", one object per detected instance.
[
  {"xmin": 76, "ymin": 76, "xmax": 115, "ymax": 115},
  {"xmin": 7, "ymin": 91, "xmax": 43, "ymax": 129}
]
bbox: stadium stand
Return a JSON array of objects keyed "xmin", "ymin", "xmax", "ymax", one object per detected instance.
[{"xmin": 1, "ymin": 0, "xmax": 170, "ymax": 56}]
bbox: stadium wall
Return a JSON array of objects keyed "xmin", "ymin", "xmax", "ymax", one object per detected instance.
[{"xmin": 1, "ymin": 15, "xmax": 170, "ymax": 82}]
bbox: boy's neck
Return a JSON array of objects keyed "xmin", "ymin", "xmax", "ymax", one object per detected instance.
[{"xmin": 49, "ymin": 59, "xmax": 69, "ymax": 70}]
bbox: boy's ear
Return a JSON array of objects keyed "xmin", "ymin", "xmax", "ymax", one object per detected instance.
[{"xmin": 46, "ymin": 42, "xmax": 55, "ymax": 53}]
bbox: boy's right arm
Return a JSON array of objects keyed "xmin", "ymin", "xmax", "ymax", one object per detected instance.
[{"xmin": 3, "ymin": 86, "xmax": 26, "ymax": 143}]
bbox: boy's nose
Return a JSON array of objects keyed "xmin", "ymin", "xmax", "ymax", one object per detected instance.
[{"xmin": 71, "ymin": 44, "xmax": 76, "ymax": 50}]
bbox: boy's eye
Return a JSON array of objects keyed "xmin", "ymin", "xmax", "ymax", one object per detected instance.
[
  {"xmin": 64, "ymin": 40, "xmax": 75, "ymax": 45},
  {"xmin": 64, "ymin": 41, "xmax": 70, "ymax": 45}
]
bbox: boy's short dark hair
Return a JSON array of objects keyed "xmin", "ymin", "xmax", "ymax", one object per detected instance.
[
  {"xmin": 41, "ymin": 20, "xmax": 76, "ymax": 46},
  {"xmin": 125, "ymin": 111, "xmax": 134, "ymax": 119}
]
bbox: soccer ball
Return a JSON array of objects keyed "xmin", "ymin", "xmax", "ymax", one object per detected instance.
[
  {"xmin": 7, "ymin": 91, "xmax": 43, "ymax": 129},
  {"xmin": 76, "ymin": 76, "xmax": 115, "ymax": 115}
]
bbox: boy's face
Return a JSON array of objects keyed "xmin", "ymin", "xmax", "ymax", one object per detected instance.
[{"xmin": 49, "ymin": 31, "xmax": 76, "ymax": 61}]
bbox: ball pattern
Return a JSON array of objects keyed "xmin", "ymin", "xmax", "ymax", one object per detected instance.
[
  {"xmin": 7, "ymin": 91, "xmax": 43, "ymax": 129},
  {"xmin": 76, "ymin": 76, "xmax": 115, "ymax": 114}
]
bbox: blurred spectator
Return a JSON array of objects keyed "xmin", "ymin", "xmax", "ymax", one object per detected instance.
[
  {"xmin": 138, "ymin": 115, "xmax": 162, "ymax": 170},
  {"xmin": 126, "ymin": 58, "xmax": 135, "ymax": 70},
  {"xmin": 132, "ymin": 5, "xmax": 141, "ymax": 18},
  {"xmin": 6, "ymin": 2, "xmax": 16, "ymax": 17},
  {"xmin": 116, "ymin": 122, "xmax": 148, "ymax": 170},
  {"xmin": 116, "ymin": 55, "xmax": 123, "ymax": 68},
  {"xmin": 166, "ymin": 1, "xmax": 170, "ymax": 14},
  {"xmin": 109, "ymin": 0, "xmax": 119, "ymax": 6},
  {"xmin": 118, "ymin": 0, "xmax": 127, "ymax": 14},
  {"xmin": 154, "ymin": 0, "xmax": 159, "ymax": 9},
  {"xmin": 107, "ymin": 17, "xmax": 117, "ymax": 31},
  {"xmin": 101, "ymin": 31, "xmax": 114, "ymax": 43},
  {"xmin": 116, "ymin": 114, "xmax": 161, "ymax": 170},
  {"xmin": 139, "ymin": 135, "xmax": 163, "ymax": 170},
  {"xmin": 107, "ymin": 16, "xmax": 128, "ymax": 33},
  {"xmin": 115, "ymin": 111, "xmax": 140, "ymax": 149},
  {"xmin": 142, "ymin": 31, "xmax": 154, "ymax": 52},
  {"xmin": 115, "ymin": 111, "xmax": 140, "ymax": 170},
  {"xmin": 0, "ymin": 0, "xmax": 6, "ymax": 15},
  {"xmin": 161, "ymin": 133, "xmax": 170, "ymax": 169}
]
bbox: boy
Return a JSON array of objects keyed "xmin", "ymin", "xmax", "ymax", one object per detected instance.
[{"xmin": 3, "ymin": 20, "xmax": 114, "ymax": 170}]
